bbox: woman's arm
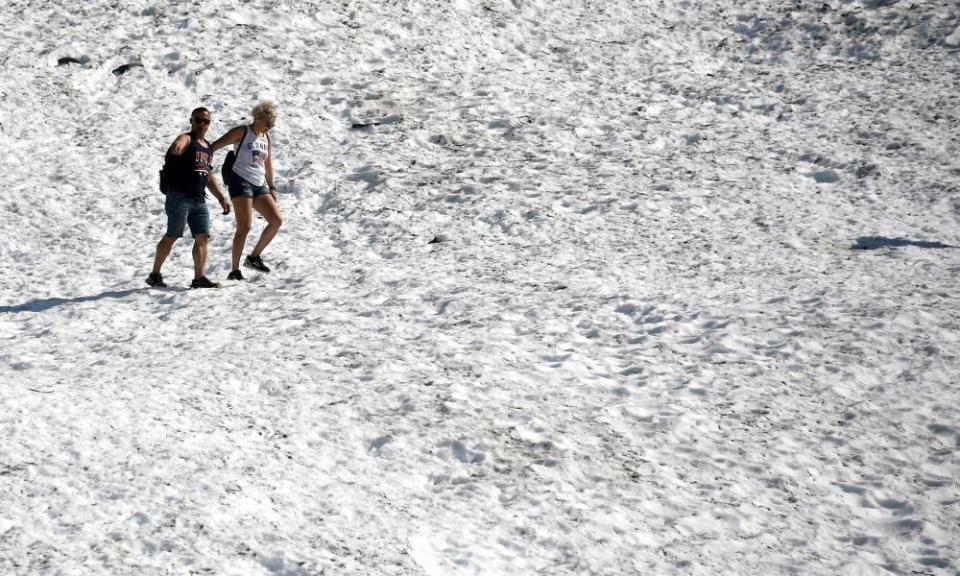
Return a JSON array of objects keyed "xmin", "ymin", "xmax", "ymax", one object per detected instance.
[
  {"xmin": 210, "ymin": 126, "xmax": 246, "ymax": 152},
  {"xmin": 266, "ymin": 135, "xmax": 276, "ymax": 199}
]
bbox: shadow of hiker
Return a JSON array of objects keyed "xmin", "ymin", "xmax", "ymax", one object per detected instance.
[
  {"xmin": 0, "ymin": 288, "xmax": 150, "ymax": 313},
  {"xmin": 851, "ymin": 236, "xmax": 956, "ymax": 251}
]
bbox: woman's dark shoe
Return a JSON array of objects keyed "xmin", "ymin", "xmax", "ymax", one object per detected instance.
[
  {"xmin": 146, "ymin": 272, "xmax": 167, "ymax": 287},
  {"xmin": 244, "ymin": 254, "xmax": 270, "ymax": 273},
  {"xmin": 227, "ymin": 269, "xmax": 245, "ymax": 281},
  {"xmin": 190, "ymin": 276, "xmax": 220, "ymax": 289}
]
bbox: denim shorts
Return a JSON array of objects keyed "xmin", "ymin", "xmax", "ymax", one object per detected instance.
[
  {"xmin": 228, "ymin": 172, "xmax": 271, "ymax": 199},
  {"xmin": 165, "ymin": 191, "xmax": 210, "ymax": 237}
]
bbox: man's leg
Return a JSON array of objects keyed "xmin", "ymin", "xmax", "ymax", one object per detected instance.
[
  {"xmin": 192, "ymin": 234, "xmax": 209, "ymax": 279},
  {"xmin": 153, "ymin": 192, "xmax": 186, "ymax": 275},
  {"xmin": 152, "ymin": 236, "xmax": 177, "ymax": 273},
  {"xmin": 184, "ymin": 194, "xmax": 212, "ymax": 280}
]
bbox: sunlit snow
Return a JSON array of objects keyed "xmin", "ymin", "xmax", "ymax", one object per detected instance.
[{"xmin": 1, "ymin": 1, "xmax": 959, "ymax": 574}]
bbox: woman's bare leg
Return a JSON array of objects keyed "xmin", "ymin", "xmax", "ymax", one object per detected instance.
[
  {"xmin": 232, "ymin": 197, "xmax": 253, "ymax": 271},
  {"xmin": 251, "ymin": 194, "xmax": 283, "ymax": 258}
]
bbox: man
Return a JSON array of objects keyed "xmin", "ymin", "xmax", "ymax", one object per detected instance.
[{"xmin": 146, "ymin": 107, "xmax": 231, "ymax": 289}]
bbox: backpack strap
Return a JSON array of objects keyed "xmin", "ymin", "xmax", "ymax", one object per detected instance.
[{"xmin": 235, "ymin": 125, "xmax": 249, "ymax": 152}]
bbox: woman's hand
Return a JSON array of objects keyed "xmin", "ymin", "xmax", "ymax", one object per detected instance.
[{"xmin": 219, "ymin": 197, "xmax": 231, "ymax": 215}]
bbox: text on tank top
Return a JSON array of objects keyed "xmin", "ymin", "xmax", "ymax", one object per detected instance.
[{"xmin": 232, "ymin": 127, "xmax": 269, "ymax": 186}]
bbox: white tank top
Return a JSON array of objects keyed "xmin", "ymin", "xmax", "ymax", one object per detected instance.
[{"xmin": 232, "ymin": 126, "xmax": 269, "ymax": 186}]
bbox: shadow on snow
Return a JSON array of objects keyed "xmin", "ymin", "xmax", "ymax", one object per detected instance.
[
  {"xmin": 851, "ymin": 236, "xmax": 955, "ymax": 251},
  {"xmin": 0, "ymin": 288, "xmax": 160, "ymax": 313}
]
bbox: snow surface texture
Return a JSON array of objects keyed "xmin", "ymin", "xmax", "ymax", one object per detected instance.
[{"xmin": 1, "ymin": 0, "xmax": 959, "ymax": 574}]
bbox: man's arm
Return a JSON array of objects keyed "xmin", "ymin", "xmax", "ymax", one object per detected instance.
[
  {"xmin": 168, "ymin": 134, "xmax": 191, "ymax": 155},
  {"xmin": 207, "ymin": 177, "xmax": 231, "ymax": 215}
]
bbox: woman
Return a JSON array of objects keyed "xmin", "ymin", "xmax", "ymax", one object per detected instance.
[{"xmin": 212, "ymin": 101, "xmax": 283, "ymax": 280}]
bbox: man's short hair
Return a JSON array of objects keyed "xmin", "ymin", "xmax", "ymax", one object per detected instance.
[{"xmin": 191, "ymin": 107, "xmax": 210, "ymax": 117}]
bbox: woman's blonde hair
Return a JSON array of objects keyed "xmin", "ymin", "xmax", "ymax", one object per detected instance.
[{"xmin": 252, "ymin": 100, "xmax": 278, "ymax": 121}]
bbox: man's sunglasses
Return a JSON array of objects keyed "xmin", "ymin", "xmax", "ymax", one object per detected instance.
[{"xmin": 191, "ymin": 117, "xmax": 211, "ymax": 125}]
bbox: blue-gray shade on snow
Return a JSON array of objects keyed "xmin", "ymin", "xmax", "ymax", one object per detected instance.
[{"xmin": 851, "ymin": 237, "xmax": 955, "ymax": 251}]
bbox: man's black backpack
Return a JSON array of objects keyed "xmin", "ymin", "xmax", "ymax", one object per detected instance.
[
  {"xmin": 220, "ymin": 126, "xmax": 248, "ymax": 185},
  {"xmin": 158, "ymin": 135, "xmax": 196, "ymax": 195},
  {"xmin": 158, "ymin": 166, "xmax": 171, "ymax": 195}
]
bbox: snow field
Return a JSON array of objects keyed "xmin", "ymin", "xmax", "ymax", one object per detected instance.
[{"xmin": 2, "ymin": 0, "xmax": 959, "ymax": 574}]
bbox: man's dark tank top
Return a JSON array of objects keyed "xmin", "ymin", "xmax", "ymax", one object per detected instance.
[{"xmin": 164, "ymin": 136, "xmax": 212, "ymax": 196}]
